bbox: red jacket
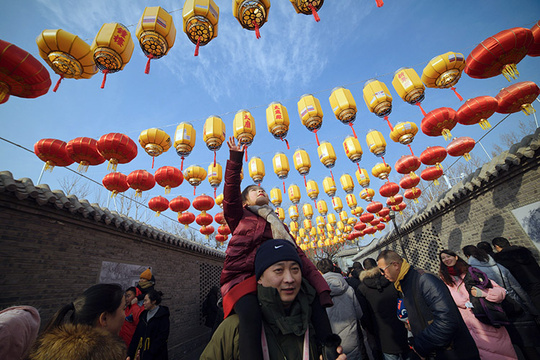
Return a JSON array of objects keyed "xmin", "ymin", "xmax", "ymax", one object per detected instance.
[
  {"xmin": 119, "ymin": 303, "xmax": 143, "ymax": 347},
  {"xmin": 220, "ymin": 150, "xmax": 331, "ymax": 317}
]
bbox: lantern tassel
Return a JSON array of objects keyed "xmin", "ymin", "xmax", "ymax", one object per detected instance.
[
  {"xmin": 304, "ymin": 175, "xmax": 307, "ymax": 187},
  {"xmin": 308, "ymin": 4, "xmax": 320, "ymax": 22},
  {"xmin": 253, "ymin": 21, "xmax": 261, "ymax": 39},
  {"xmin": 100, "ymin": 70, "xmax": 109, "ymax": 89},
  {"xmin": 53, "ymin": 75, "xmax": 64, "ymax": 92},
  {"xmin": 357, "ymin": 163, "xmax": 361, "ymax": 172},
  {"xmin": 382, "ymin": 156, "xmax": 387, "ymax": 167},
  {"xmin": 408, "ymin": 144, "xmax": 414, "ymax": 156},
  {"xmin": 416, "ymin": 102, "xmax": 427, "ymax": 116},
  {"xmin": 441, "ymin": 128, "xmax": 452, "ymax": 141},
  {"xmin": 375, "ymin": 0, "xmax": 384, "ymax": 7},
  {"xmin": 349, "ymin": 122, "xmax": 357, "ymax": 138},
  {"xmin": 193, "ymin": 186, "xmax": 196, "ymax": 196},
  {"xmin": 152, "ymin": 156, "xmax": 155, "ymax": 169},
  {"xmin": 281, "ymin": 137, "xmax": 290, "ymax": 150},
  {"xmin": 213, "ymin": 151, "xmax": 216, "ymax": 167},
  {"xmin": 145, "ymin": 54, "xmax": 154, "ymax": 74},
  {"xmin": 330, "ymin": 170, "xmax": 334, "ymax": 181},
  {"xmin": 479, "ymin": 118, "xmax": 491, "ymax": 130},
  {"xmin": 245, "ymin": 148, "xmax": 248, "ymax": 162},
  {"xmin": 214, "ymin": 188, "xmax": 217, "ymax": 199},
  {"xmin": 194, "ymin": 37, "xmax": 200, "ymax": 57},
  {"xmin": 502, "ymin": 64, "xmax": 519, "ymax": 81},
  {"xmin": 180, "ymin": 156, "xmax": 184, "ymax": 171},
  {"xmin": 314, "ymin": 129, "xmax": 320, "ymax": 146},
  {"xmin": 450, "ymin": 86, "xmax": 463, "ymax": 101},
  {"xmin": 283, "ymin": 181, "xmax": 286, "ymax": 194},
  {"xmin": 384, "ymin": 116, "xmax": 393, "ymax": 131}
]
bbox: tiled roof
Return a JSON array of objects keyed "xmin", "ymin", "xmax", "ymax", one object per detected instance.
[{"xmin": 0, "ymin": 172, "xmax": 226, "ymax": 259}]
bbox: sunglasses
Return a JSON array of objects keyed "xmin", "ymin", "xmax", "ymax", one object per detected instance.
[{"xmin": 379, "ymin": 262, "xmax": 394, "ymax": 274}]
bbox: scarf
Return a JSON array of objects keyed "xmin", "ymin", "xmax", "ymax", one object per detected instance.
[
  {"xmin": 247, "ymin": 205, "xmax": 295, "ymax": 245},
  {"xmin": 393, "ymin": 259, "xmax": 411, "ymax": 293},
  {"xmin": 139, "ymin": 279, "xmax": 153, "ymax": 289},
  {"xmin": 447, "ymin": 266, "xmax": 459, "ymax": 276}
]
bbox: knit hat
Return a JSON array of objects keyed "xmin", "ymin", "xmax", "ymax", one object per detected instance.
[
  {"xmin": 140, "ymin": 268, "xmax": 152, "ymax": 281},
  {"xmin": 255, "ymin": 239, "xmax": 302, "ymax": 280}
]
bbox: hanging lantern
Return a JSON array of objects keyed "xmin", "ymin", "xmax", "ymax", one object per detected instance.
[
  {"xmin": 370, "ymin": 218, "xmax": 381, "ymax": 227},
  {"xmin": 233, "ymin": 109, "xmax": 256, "ymax": 160},
  {"xmin": 379, "ymin": 182, "xmax": 400, "ymax": 202},
  {"xmin": 139, "ymin": 128, "xmax": 171, "ymax": 168},
  {"xmin": 395, "ymin": 155, "xmax": 421, "ymax": 178},
  {"xmin": 355, "ymin": 168, "xmax": 370, "ymax": 188},
  {"xmin": 387, "ymin": 194, "xmax": 403, "ymax": 207},
  {"xmin": 302, "ymin": 203, "xmax": 314, "ymax": 220},
  {"xmin": 528, "ymin": 20, "xmax": 540, "ymax": 56},
  {"xmin": 343, "ymin": 136, "xmax": 363, "ymax": 163},
  {"xmin": 207, "ymin": 162, "xmax": 223, "ymax": 197},
  {"xmin": 332, "ymin": 196, "xmax": 343, "ymax": 213},
  {"xmin": 102, "ymin": 172, "xmax": 129, "ymax": 197},
  {"xmin": 317, "ymin": 199, "xmax": 328, "ymax": 216},
  {"xmin": 218, "ymin": 224, "xmax": 231, "ymax": 236},
  {"xmin": 196, "ymin": 212, "xmax": 214, "ymax": 229},
  {"xmin": 339, "ymin": 210, "xmax": 349, "ymax": 223},
  {"xmin": 155, "ymin": 166, "xmax": 183, "ymax": 194},
  {"xmin": 36, "ymin": 29, "xmax": 97, "ymax": 92},
  {"xmin": 390, "ymin": 122, "xmax": 419, "ymax": 145},
  {"xmin": 170, "ymin": 196, "xmax": 191, "ymax": 215},
  {"xmin": 182, "ymin": 0, "xmax": 218, "ymax": 56},
  {"xmin": 200, "ymin": 224, "xmax": 215, "ymax": 238},
  {"xmin": 323, "ymin": 177, "xmax": 337, "ymax": 197},
  {"xmin": 496, "ymin": 81, "xmax": 540, "ymax": 116},
  {"xmin": 456, "ymin": 96, "xmax": 498, "ymax": 130},
  {"xmin": 317, "ymin": 141, "xmax": 337, "ymax": 169},
  {"xmin": 266, "ymin": 102, "xmax": 290, "ymax": 148},
  {"xmin": 329, "ymin": 87, "xmax": 357, "ymax": 128},
  {"xmin": 66, "ymin": 137, "xmax": 105, "ymax": 172},
  {"xmin": 399, "ymin": 174, "xmax": 420, "ymax": 190},
  {"xmin": 298, "ymin": 94, "xmax": 324, "ymax": 144},
  {"xmin": 372, "ymin": 163, "xmax": 391, "ymax": 180},
  {"xmin": 465, "ymin": 27, "xmax": 533, "ymax": 81},
  {"xmin": 288, "ymin": 205, "xmax": 299, "ymax": 221},
  {"xmin": 306, "ymin": 180, "xmax": 319, "ymax": 201},
  {"xmin": 275, "ymin": 207, "xmax": 285, "ymax": 221},
  {"xmin": 360, "ymin": 212, "xmax": 374, "ymax": 224},
  {"xmin": 174, "ymin": 122, "xmax": 196, "ymax": 171},
  {"xmin": 327, "ymin": 213, "xmax": 337, "ymax": 226},
  {"xmin": 273, "ymin": 152, "xmax": 290, "ymax": 192},
  {"xmin": 248, "ymin": 156, "xmax": 265, "ymax": 184},
  {"xmin": 420, "ymin": 146, "xmax": 447, "ymax": 169},
  {"xmin": 203, "ymin": 116, "xmax": 226, "ymax": 164},
  {"xmin": 149, "ymin": 196, "xmax": 169, "ymax": 217},
  {"xmin": 293, "ymin": 149, "xmax": 311, "ymax": 184},
  {"xmin": 288, "ymin": 184, "xmax": 301, "ymax": 204},
  {"xmin": 304, "ymin": 218, "xmax": 313, "ymax": 230},
  {"xmin": 367, "ymin": 201, "xmax": 383, "ymax": 215},
  {"xmin": 178, "ymin": 211, "xmax": 195, "ymax": 228},
  {"xmin": 214, "ymin": 212, "xmax": 225, "ymax": 225},
  {"xmin": 421, "ymin": 107, "xmax": 458, "ymax": 141},
  {"xmin": 346, "ymin": 194, "xmax": 357, "ymax": 209},
  {"xmin": 137, "ymin": 6, "xmax": 176, "ymax": 72},
  {"xmin": 446, "ymin": 137, "xmax": 476, "ymax": 161},
  {"xmin": 316, "ymin": 216, "xmax": 326, "ymax": 228},
  {"xmin": 91, "ymin": 23, "xmax": 134, "ymax": 88},
  {"xmin": 404, "ymin": 187, "xmax": 422, "ymax": 203},
  {"xmin": 392, "ymin": 202, "xmax": 407, "ymax": 214},
  {"xmin": 354, "ymin": 221, "xmax": 367, "ymax": 232},
  {"xmin": 379, "ymin": 207, "xmax": 390, "ymax": 218},
  {"xmin": 232, "ymin": 0, "xmax": 270, "ymax": 39},
  {"xmin": 421, "ymin": 167, "xmax": 443, "ymax": 186},
  {"xmin": 340, "ymin": 173, "xmax": 354, "ymax": 194},
  {"xmin": 96, "ymin": 133, "xmax": 138, "ymax": 172},
  {"xmin": 193, "ymin": 194, "xmax": 215, "ymax": 215},
  {"xmin": 216, "ymin": 234, "xmax": 228, "ymax": 243},
  {"xmin": 290, "ymin": 0, "xmax": 324, "ymax": 22},
  {"xmin": 270, "ymin": 187, "xmax": 282, "ymax": 207},
  {"xmin": 0, "ymin": 40, "xmax": 51, "ymax": 103},
  {"xmin": 366, "ymin": 130, "xmax": 386, "ymax": 157},
  {"xmin": 392, "ymin": 67, "xmax": 426, "ymax": 115},
  {"xmin": 359, "ymin": 188, "xmax": 375, "ymax": 202},
  {"xmin": 352, "ymin": 206, "xmax": 364, "ymax": 217},
  {"xmin": 421, "ymin": 51, "xmax": 466, "ymax": 101},
  {"xmin": 215, "ymin": 193, "xmax": 224, "ymax": 208},
  {"xmin": 363, "ymin": 79, "xmax": 393, "ymax": 129},
  {"xmin": 184, "ymin": 165, "xmax": 207, "ymax": 194},
  {"xmin": 289, "ymin": 221, "xmax": 299, "ymax": 233},
  {"xmin": 127, "ymin": 170, "xmax": 155, "ymax": 196},
  {"xmin": 376, "ymin": 223, "xmax": 386, "ymax": 231}
]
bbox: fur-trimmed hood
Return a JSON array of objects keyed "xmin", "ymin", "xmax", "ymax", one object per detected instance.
[
  {"xmin": 360, "ymin": 267, "xmax": 381, "ymax": 282},
  {"xmin": 360, "ymin": 267, "xmax": 391, "ymax": 291},
  {"xmin": 29, "ymin": 323, "xmax": 126, "ymax": 360}
]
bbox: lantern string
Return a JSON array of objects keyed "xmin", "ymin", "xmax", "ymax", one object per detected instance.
[
  {"xmin": 281, "ymin": 137, "xmax": 290, "ymax": 150},
  {"xmin": 100, "ymin": 70, "xmax": 109, "ymax": 89},
  {"xmin": 303, "ymin": 175, "xmax": 307, "ymax": 187},
  {"xmin": 451, "ymin": 87, "xmax": 463, "ymax": 101},
  {"xmin": 193, "ymin": 186, "xmax": 196, "ymax": 196},
  {"xmin": 384, "ymin": 116, "xmax": 394, "ymax": 131},
  {"xmin": 330, "ymin": 170, "xmax": 334, "ymax": 181},
  {"xmin": 283, "ymin": 180, "xmax": 286, "ymax": 193},
  {"xmin": 408, "ymin": 144, "xmax": 415, "ymax": 156},
  {"xmin": 253, "ymin": 21, "xmax": 261, "ymax": 39},
  {"xmin": 180, "ymin": 156, "xmax": 184, "ymax": 171},
  {"xmin": 308, "ymin": 4, "xmax": 321, "ymax": 22},
  {"xmin": 214, "ymin": 188, "xmax": 216, "ymax": 199},
  {"xmin": 416, "ymin": 102, "xmax": 427, "ymax": 116},
  {"xmin": 245, "ymin": 148, "xmax": 248, "ymax": 162},
  {"xmin": 213, "ymin": 151, "xmax": 216, "ymax": 166},
  {"xmin": 313, "ymin": 130, "xmax": 320, "ymax": 146},
  {"xmin": 375, "ymin": 0, "xmax": 384, "ymax": 7},
  {"xmin": 194, "ymin": 37, "xmax": 200, "ymax": 57},
  {"xmin": 348, "ymin": 122, "xmax": 357, "ymax": 138},
  {"xmin": 52, "ymin": 75, "xmax": 64, "ymax": 93},
  {"xmin": 145, "ymin": 54, "xmax": 154, "ymax": 74},
  {"xmin": 152, "ymin": 156, "xmax": 155, "ymax": 169}
]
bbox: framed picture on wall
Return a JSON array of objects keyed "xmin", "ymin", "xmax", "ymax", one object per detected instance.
[
  {"xmin": 511, "ymin": 201, "xmax": 540, "ymax": 253},
  {"xmin": 99, "ymin": 261, "xmax": 150, "ymax": 290}
]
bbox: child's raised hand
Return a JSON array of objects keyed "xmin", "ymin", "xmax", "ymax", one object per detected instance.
[{"xmin": 227, "ymin": 136, "xmax": 244, "ymax": 152}]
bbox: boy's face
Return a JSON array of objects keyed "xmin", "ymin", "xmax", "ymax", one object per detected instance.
[{"xmin": 244, "ymin": 186, "xmax": 269, "ymax": 206}]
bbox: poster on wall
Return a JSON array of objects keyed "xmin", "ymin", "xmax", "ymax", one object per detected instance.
[
  {"xmin": 511, "ymin": 201, "xmax": 540, "ymax": 253},
  {"xmin": 99, "ymin": 261, "xmax": 150, "ymax": 290}
]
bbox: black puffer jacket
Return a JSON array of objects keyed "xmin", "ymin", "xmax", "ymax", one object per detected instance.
[
  {"xmin": 400, "ymin": 267, "xmax": 479, "ymax": 360},
  {"xmin": 128, "ymin": 305, "xmax": 170, "ymax": 360}
]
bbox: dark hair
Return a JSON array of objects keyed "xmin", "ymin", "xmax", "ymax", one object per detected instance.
[
  {"xmin": 241, "ymin": 185, "xmax": 264, "ymax": 203},
  {"xmin": 462, "ymin": 245, "xmax": 489, "ymax": 262},
  {"xmin": 126, "ymin": 286, "xmax": 137, "ymax": 294},
  {"xmin": 43, "ymin": 283, "xmax": 124, "ymax": 334},
  {"xmin": 363, "ymin": 258, "xmax": 377, "ymax": 270},
  {"xmin": 350, "ymin": 269, "xmax": 361, "ymax": 279},
  {"xmin": 477, "ymin": 241, "xmax": 494, "ymax": 254},
  {"xmin": 377, "ymin": 250, "xmax": 402, "ymax": 264},
  {"xmin": 492, "ymin": 237, "xmax": 510, "ymax": 249},
  {"xmin": 146, "ymin": 289, "xmax": 164, "ymax": 305},
  {"xmin": 438, "ymin": 250, "xmax": 469, "ymax": 286},
  {"xmin": 352, "ymin": 261, "xmax": 364, "ymax": 271},
  {"xmin": 317, "ymin": 258, "xmax": 334, "ymax": 274}
]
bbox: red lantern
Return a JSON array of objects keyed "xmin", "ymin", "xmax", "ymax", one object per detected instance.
[
  {"xmin": 395, "ymin": 155, "xmax": 421, "ymax": 178},
  {"xmin": 386, "ymin": 194, "xmax": 403, "ymax": 206},
  {"xmin": 456, "ymin": 96, "xmax": 498, "ymax": 130},
  {"xmin": 370, "ymin": 218, "xmax": 381, "ymax": 226},
  {"xmin": 495, "ymin": 81, "xmax": 540, "ymax": 116},
  {"xmin": 102, "ymin": 172, "xmax": 129, "ymax": 197},
  {"xmin": 354, "ymin": 222, "xmax": 367, "ymax": 232},
  {"xmin": 360, "ymin": 212, "xmax": 375, "ymax": 224},
  {"xmin": 364, "ymin": 226, "xmax": 377, "ymax": 235},
  {"xmin": 196, "ymin": 212, "xmax": 214, "ymax": 228},
  {"xmin": 421, "ymin": 107, "xmax": 457, "ymax": 140},
  {"xmin": 193, "ymin": 194, "xmax": 215, "ymax": 215},
  {"xmin": 148, "ymin": 196, "xmax": 169, "ymax": 216},
  {"xmin": 376, "ymin": 223, "xmax": 386, "ymax": 231},
  {"xmin": 218, "ymin": 224, "xmax": 231, "ymax": 236},
  {"xmin": 366, "ymin": 201, "xmax": 383, "ymax": 214},
  {"xmin": 399, "ymin": 174, "xmax": 420, "ymax": 190},
  {"xmin": 420, "ymin": 146, "xmax": 447, "ymax": 169},
  {"xmin": 446, "ymin": 137, "xmax": 476, "ymax": 161},
  {"xmin": 404, "ymin": 187, "xmax": 422, "ymax": 203},
  {"xmin": 392, "ymin": 202, "xmax": 407, "ymax": 214},
  {"xmin": 379, "ymin": 182, "xmax": 400, "ymax": 202},
  {"xmin": 215, "ymin": 212, "xmax": 226, "ymax": 225},
  {"xmin": 178, "ymin": 211, "xmax": 195, "ymax": 228},
  {"xmin": 66, "ymin": 137, "xmax": 106, "ymax": 172},
  {"xmin": 528, "ymin": 20, "xmax": 540, "ymax": 56},
  {"xmin": 200, "ymin": 225, "xmax": 215, "ymax": 238},
  {"xmin": 154, "ymin": 166, "xmax": 183, "ymax": 194},
  {"xmin": 127, "ymin": 170, "xmax": 155, "ymax": 196},
  {"xmin": 378, "ymin": 207, "xmax": 390, "ymax": 218},
  {"xmin": 169, "ymin": 196, "xmax": 191, "ymax": 215},
  {"xmin": 465, "ymin": 27, "xmax": 534, "ymax": 81},
  {"xmin": 381, "ymin": 215, "xmax": 391, "ymax": 223},
  {"xmin": 97, "ymin": 133, "xmax": 138, "ymax": 171},
  {"xmin": 216, "ymin": 234, "xmax": 228, "ymax": 242},
  {"xmin": 421, "ymin": 167, "xmax": 443, "ymax": 186},
  {"xmin": 34, "ymin": 139, "xmax": 74, "ymax": 171}
]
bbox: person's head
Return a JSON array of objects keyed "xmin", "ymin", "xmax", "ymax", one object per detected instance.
[
  {"xmin": 241, "ymin": 185, "xmax": 269, "ymax": 206},
  {"xmin": 477, "ymin": 241, "xmax": 494, "ymax": 254},
  {"xmin": 125, "ymin": 287, "xmax": 137, "ymax": 306},
  {"xmin": 363, "ymin": 258, "xmax": 377, "ymax": 270},
  {"xmin": 352, "ymin": 261, "xmax": 364, "ymax": 271},
  {"xmin": 143, "ymin": 290, "xmax": 163, "ymax": 311},
  {"xmin": 255, "ymin": 239, "xmax": 303, "ymax": 308},
  {"xmin": 316, "ymin": 258, "xmax": 334, "ymax": 274},
  {"xmin": 0, "ymin": 306, "xmax": 41, "ymax": 359},
  {"xmin": 139, "ymin": 268, "xmax": 155, "ymax": 288},
  {"xmin": 462, "ymin": 245, "xmax": 489, "ymax": 262},
  {"xmin": 350, "ymin": 268, "xmax": 361, "ymax": 279},
  {"xmin": 492, "ymin": 237, "xmax": 510, "ymax": 252},
  {"xmin": 43, "ymin": 283, "xmax": 125, "ymax": 336},
  {"xmin": 376, "ymin": 250, "xmax": 403, "ymax": 282},
  {"xmin": 439, "ymin": 250, "xmax": 469, "ymax": 286}
]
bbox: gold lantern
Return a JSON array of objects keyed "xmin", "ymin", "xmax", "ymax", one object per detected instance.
[
  {"xmin": 339, "ymin": 210, "xmax": 349, "ymax": 222},
  {"xmin": 316, "ymin": 216, "xmax": 325, "ymax": 229},
  {"xmin": 346, "ymin": 194, "xmax": 357, "ymax": 209},
  {"xmin": 298, "ymin": 227, "xmax": 306, "ymax": 239},
  {"xmin": 355, "ymin": 168, "xmax": 370, "ymax": 188},
  {"xmin": 366, "ymin": 130, "xmax": 386, "ymax": 157},
  {"xmin": 298, "ymin": 94, "xmax": 323, "ymax": 132},
  {"xmin": 421, "ymin": 51, "xmax": 466, "ymax": 100},
  {"xmin": 288, "ymin": 205, "xmax": 299, "ymax": 221},
  {"xmin": 293, "ymin": 149, "xmax": 311, "ymax": 176},
  {"xmin": 266, "ymin": 102, "xmax": 290, "ymax": 144},
  {"xmin": 392, "ymin": 67, "xmax": 425, "ymax": 105},
  {"xmin": 306, "ymin": 180, "xmax": 319, "ymax": 201},
  {"xmin": 232, "ymin": 0, "xmax": 270, "ymax": 38},
  {"xmin": 372, "ymin": 162, "xmax": 392, "ymax": 180},
  {"xmin": 233, "ymin": 109, "xmax": 256, "ymax": 149},
  {"xmin": 326, "ymin": 223, "xmax": 334, "ymax": 234},
  {"xmin": 327, "ymin": 213, "xmax": 337, "ymax": 226},
  {"xmin": 139, "ymin": 128, "xmax": 171, "ymax": 165},
  {"xmin": 137, "ymin": 6, "xmax": 176, "ymax": 72},
  {"xmin": 343, "ymin": 136, "xmax": 363, "ymax": 163},
  {"xmin": 317, "ymin": 141, "xmax": 337, "ymax": 169},
  {"xmin": 270, "ymin": 187, "xmax": 282, "ymax": 207},
  {"xmin": 207, "ymin": 162, "xmax": 222, "ymax": 197},
  {"xmin": 215, "ymin": 193, "xmax": 223, "ymax": 207},
  {"xmin": 182, "ymin": 0, "xmax": 219, "ymax": 56},
  {"xmin": 340, "ymin": 173, "xmax": 354, "ymax": 194},
  {"xmin": 273, "ymin": 152, "xmax": 290, "ymax": 179},
  {"xmin": 336, "ymin": 221, "xmax": 345, "ymax": 232},
  {"xmin": 290, "ymin": 0, "xmax": 323, "ymax": 22},
  {"xmin": 317, "ymin": 199, "xmax": 328, "ymax": 216},
  {"xmin": 329, "ymin": 86, "xmax": 357, "ymax": 124},
  {"xmin": 363, "ymin": 79, "xmax": 393, "ymax": 118},
  {"xmin": 323, "ymin": 176, "xmax": 337, "ymax": 197},
  {"xmin": 347, "ymin": 217, "xmax": 357, "ymax": 226},
  {"xmin": 344, "ymin": 225, "xmax": 353, "ymax": 234},
  {"xmin": 275, "ymin": 207, "xmax": 285, "ymax": 221},
  {"xmin": 359, "ymin": 188, "xmax": 375, "ymax": 202},
  {"xmin": 288, "ymin": 184, "xmax": 301, "ymax": 204},
  {"xmin": 332, "ymin": 196, "xmax": 343, "ymax": 213},
  {"xmin": 248, "ymin": 156, "xmax": 265, "ymax": 184},
  {"xmin": 302, "ymin": 203, "xmax": 314, "ymax": 220},
  {"xmin": 304, "ymin": 218, "xmax": 313, "ymax": 230},
  {"xmin": 390, "ymin": 121, "xmax": 418, "ymax": 145},
  {"xmin": 203, "ymin": 115, "xmax": 226, "ymax": 152},
  {"xmin": 174, "ymin": 122, "xmax": 196, "ymax": 170},
  {"xmin": 289, "ymin": 220, "xmax": 299, "ymax": 233},
  {"xmin": 184, "ymin": 165, "xmax": 207, "ymax": 194},
  {"xmin": 352, "ymin": 206, "xmax": 364, "ymax": 216}
]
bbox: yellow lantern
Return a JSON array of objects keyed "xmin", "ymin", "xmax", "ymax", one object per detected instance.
[
  {"xmin": 136, "ymin": 6, "xmax": 176, "ymax": 72},
  {"xmin": 355, "ymin": 168, "xmax": 370, "ymax": 188},
  {"xmin": 336, "ymin": 221, "xmax": 345, "ymax": 232},
  {"xmin": 372, "ymin": 162, "xmax": 392, "ymax": 180},
  {"xmin": 304, "ymin": 218, "xmax": 313, "ymax": 230},
  {"xmin": 273, "ymin": 152, "xmax": 290, "ymax": 180},
  {"xmin": 359, "ymin": 188, "xmax": 375, "ymax": 202},
  {"xmin": 288, "ymin": 205, "xmax": 299, "ymax": 221},
  {"xmin": 323, "ymin": 176, "xmax": 337, "ymax": 197},
  {"xmin": 270, "ymin": 187, "xmax": 282, "ymax": 207},
  {"xmin": 203, "ymin": 116, "xmax": 226, "ymax": 154},
  {"xmin": 233, "ymin": 109, "xmax": 256, "ymax": 154},
  {"xmin": 340, "ymin": 173, "xmax": 354, "ymax": 194},
  {"xmin": 139, "ymin": 128, "xmax": 171, "ymax": 167},
  {"xmin": 310, "ymin": 227, "xmax": 317, "ymax": 238},
  {"xmin": 232, "ymin": 0, "xmax": 270, "ymax": 39},
  {"xmin": 327, "ymin": 213, "xmax": 337, "ymax": 226},
  {"xmin": 91, "ymin": 23, "xmax": 134, "ymax": 88},
  {"xmin": 317, "ymin": 226, "xmax": 325, "ymax": 236},
  {"xmin": 363, "ymin": 79, "xmax": 393, "ymax": 118},
  {"xmin": 288, "ymin": 184, "xmax": 301, "ymax": 204},
  {"xmin": 317, "ymin": 141, "xmax": 337, "ymax": 169},
  {"xmin": 302, "ymin": 203, "xmax": 313, "ymax": 220},
  {"xmin": 348, "ymin": 217, "xmax": 357, "ymax": 226},
  {"xmin": 329, "ymin": 86, "xmax": 357, "ymax": 124},
  {"xmin": 366, "ymin": 130, "xmax": 386, "ymax": 157},
  {"xmin": 390, "ymin": 121, "xmax": 418, "ymax": 145},
  {"xmin": 343, "ymin": 136, "xmax": 363, "ymax": 163},
  {"xmin": 275, "ymin": 207, "xmax": 285, "ymax": 221},
  {"xmin": 215, "ymin": 193, "xmax": 223, "ymax": 207},
  {"xmin": 248, "ymin": 156, "xmax": 265, "ymax": 184},
  {"xmin": 306, "ymin": 180, "xmax": 319, "ymax": 201},
  {"xmin": 207, "ymin": 162, "xmax": 222, "ymax": 186},
  {"xmin": 346, "ymin": 194, "xmax": 357, "ymax": 209},
  {"xmin": 326, "ymin": 223, "xmax": 334, "ymax": 234},
  {"xmin": 421, "ymin": 51, "xmax": 466, "ymax": 100},
  {"xmin": 174, "ymin": 122, "xmax": 196, "ymax": 170},
  {"xmin": 298, "ymin": 94, "xmax": 323, "ymax": 133},
  {"xmin": 392, "ymin": 67, "xmax": 425, "ymax": 106},
  {"xmin": 289, "ymin": 221, "xmax": 299, "ymax": 233},
  {"xmin": 290, "ymin": 0, "xmax": 323, "ymax": 22},
  {"xmin": 293, "ymin": 149, "xmax": 311, "ymax": 176},
  {"xmin": 352, "ymin": 206, "xmax": 364, "ymax": 216},
  {"xmin": 332, "ymin": 196, "xmax": 343, "ymax": 213},
  {"xmin": 266, "ymin": 102, "xmax": 290, "ymax": 145},
  {"xmin": 317, "ymin": 199, "xmax": 328, "ymax": 216},
  {"xmin": 36, "ymin": 29, "xmax": 97, "ymax": 91},
  {"xmin": 184, "ymin": 165, "xmax": 207, "ymax": 194},
  {"xmin": 339, "ymin": 210, "xmax": 349, "ymax": 223},
  {"xmin": 344, "ymin": 225, "xmax": 353, "ymax": 234},
  {"xmin": 182, "ymin": 0, "xmax": 219, "ymax": 56}
]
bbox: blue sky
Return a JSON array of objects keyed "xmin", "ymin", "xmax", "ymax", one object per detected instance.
[{"xmin": 1, "ymin": 0, "xmax": 539, "ymax": 244}]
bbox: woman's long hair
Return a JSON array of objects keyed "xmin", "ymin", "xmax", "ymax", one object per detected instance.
[
  {"xmin": 439, "ymin": 250, "xmax": 470, "ymax": 286},
  {"xmin": 462, "ymin": 245, "xmax": 489, "ymax": 262}
]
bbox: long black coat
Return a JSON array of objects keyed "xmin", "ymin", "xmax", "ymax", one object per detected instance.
[{"xmin": 128, "ymin": 305, "xmax": 170, "ymax": 360}]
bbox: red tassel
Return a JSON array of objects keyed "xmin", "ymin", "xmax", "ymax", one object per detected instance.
[
  {"xmin": 253, "ymin": 21, "xmax": 261, "ymax": 39},
  {"xmin": 314, "ymin": 130, "xmax": 320, "ymax": 146},
  {"xmin": 304, "ymin": 175, "xmax": 307, "ymax": 187},
  {"xmin": 100, "ymin": 70, "xmax": 109, "ymax": 89},
  {"xmin": 193, "ymin": 186, "xmax": 196, "ymax": 196},
  {"xmin": 375, "ymin": 0, "xmax": 384, "ymax": 7},
  {"xmin": 281, "ymin": 137, "xmax": 290, "ymax": 150},
  {"xmin": 245, "ymin": 148, "xmax": 248, "ymax": 162},
  {"xmin": 194, "ymin": 38, "xmax": 200, "ymax": 57},
  {"xmin": 145, "ymin": 54, "xmax": 154, "ymax": 74},
  {"xmin": 308, "ymin": 4, "xmax": 320, "ymax": 22},
  {"xmin": 214, "ymin": 188, "xmax": 216, "ymax": 199},
  {"xmin": 330, "ymin": 170, "xmax": 334, "ymax": 181},
  {"xmin": 451, "ymin": 87, "xmax": 463, "ymax": 101},
  {"xmin": 180, "ymin": 156, "xmax": 184, "ymax": 171},
  {"xmin": 384, "ymin": 116, "xmax": 394, "ymax": 131},
  {"xmin": 408, "ymin": 144, "xmax": 414, "ymax": 156},
  {"xmin": 213, "ymin": 151, "xmax": 216, "ymax": 167},
  {"xmin": 283, "ymin": 181, "xmax": 286, "ymax": 194},
  {"xmin": 53, "ymin": 75, "xmax": 64, "ymax": 92},
  {"xmin": 152, "ymin": 156, "xmax": 155, "ymax": 169},
  {"xmin": 416, "ymin": 102, "xmax": 427, "ymax": 116},
  {"xmin": 357, "ymin": 163, "xmax": 361, "ymax": 172},
  {"xmin": 382, "ymin": 157, "xmax": 387, "ymax": 167},
  {"xmin": 349, "ymin": 122, "xmax": 357, "ymax": 138}
]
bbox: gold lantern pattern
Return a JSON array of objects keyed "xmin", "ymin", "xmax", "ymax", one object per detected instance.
[
  {"xmin": 139, "ymin": 128, "xmax": 171, "ymax": 168},
  {"xmin": 421, "ymin": 51, "xmax": 466, "ymax": 101},
  {"xmin": 363, "ymin": 79, "xmax": 393, "ymax": 130},
  {"xmin": 298, "ymin": 94, "xmax": 324, "ymax": 145},
  {"xmin": 392, "ymin": 67, "xmax": 426, "ymax": 115},
  {"xmin": 270, "ymin": 187, "xmax": 282, "ymax": 207},
  {"xmin": 248, "ymin": 156, "xmax": 265, "ymax": 184},
  {"xmin": 372, "ymin": 162, "xmax": 392, "ymax": 180},
  {"xmin": 306, "ymin": 180, "xmax": 319, "ymax": 201},
  {"xmin": 329, "ymin": 87, "xmax": 358, "ymax": 136},
  {"xmin": 355, "ymin": 168, "xmax": 370, "ymax": 188},
  {"xmin": 288, "ymin": 184, "xmax": 301, "ymax": 204},
  {"xmin": 340, "ymin": 173, "xmax": 354, "ymax": 194},
  {"xmin": 332, "ymin": 196, "xmax": 343, "ymax": 213},
  {"xmin": 390, "ymin": 122, "xmax": 418, "ymax": 147},
  {"xmin": 302, "ymin": 203, "xmax": 314, "ymax": 219},
  {"xmin": 207, "ymin": 162, "xmax": 222, "ymax": 198},
  {"xmin": 317, "ymin": 199, "xmax": 328, "ymax": 216},
  {"xmin": 323, "ymin": 176, "xmax": 337, "ymax": 197},
  {"xmin": 184, "ymin": 164, "xmax": 207, "ymax": 195},
  {"xmin": 174, "ymin": 122, "xmax": 196, "ymax": 170},
  {"xmin": 275, "ymin": 207, "xmax": 285, "ymax": 221},
  {"xmin": 136, "ymin": 6, "xmax": 176, "ymax": 72},
  {"xmin": 343, "ymin": 136, "xmax": 363, "ymax": 164},
  {"xmin": 293, "ymin": 148, "xmax": 311, "ymax": 185},
  {"xmin": 317, "ymin": 141, "xmax": 337, "ymax": 169},
  {"xmin": 232, "ymin": 0, "xmax": 270, "ymax": 39},
  {"xmin": 233, "ymin": 109, "xmax": 256, "ymax": 161},
  {"xmin": 203, "ymin": 115, "xmax": 226, "ymax": 164},
  {"xmin": 290, "ymin": 0, "xmax": 323, "ymax": 22},
  {"xmin": 272, "ymin": 152, "xmax": 290, "ymax": 193},
  {"xmin": 359, "ymin": 188, "xmax": 375, "ymax": 202},
  {"xmin": 366, "ymin": 129, "xmax": 386, "ymax": 157},
  {"xmin": 346, "ymin": 193, "xmax": 357, "ymax": 209},
  {"xmin": 182, "ymin": 0, "xmax": 219, "ymax": 56},
  {"xmin": 288, "ymin": 205, "xmax": 299, "ymax": 221},
  {"xmin": 266, "ymin": 102, "xmax": 290, "ymax": 149}
]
